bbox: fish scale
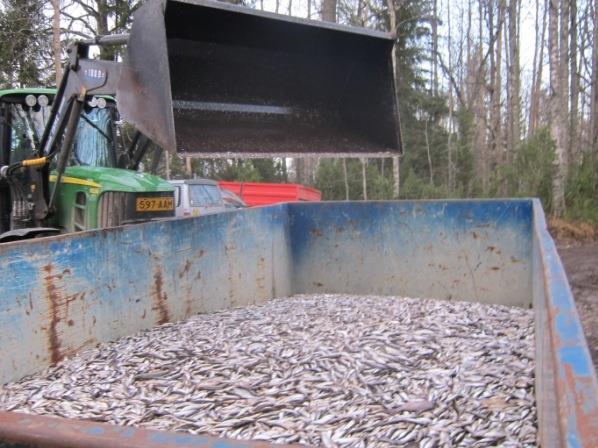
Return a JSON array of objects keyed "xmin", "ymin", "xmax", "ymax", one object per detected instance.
[{"xmin": 0, "ymin": 294, "xmax": 536, "ymax": 447}]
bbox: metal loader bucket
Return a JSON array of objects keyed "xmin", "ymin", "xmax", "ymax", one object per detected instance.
[{"xmin": 118, "ymin": 0, "xmax": 401, "ymax": 157}]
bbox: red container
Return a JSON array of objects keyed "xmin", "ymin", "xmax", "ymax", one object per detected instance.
[{"xmin": 219, "ymin": 181, "xmax": 321, "ymax": 207}]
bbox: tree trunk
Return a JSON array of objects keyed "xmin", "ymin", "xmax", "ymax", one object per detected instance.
[
  {"xmin": 475, "ymin": 0, "xmax": 487, "ymax": 192},
  {"xmin": 51, "ymin": 0, "xmax": 62, "ymax": 85},
  {"xmin": 492, "ymin": 1, "xmax": 504, "ymax": 174},
  {"xmin": 570, "ymin": 0, "xmax": 579, "ymax": 159},
  {"xmin": 361, "ymin": 158, "xmax": 368, "ymax": 200},
  {"xmin": 529, "ymin": 0, "xmax": 547, "ymax": 137},
  {"xmin": 392, "ymin": 156, "xmax": 400, "ymax": 199},
  {"xmin": 590, "ymin": 0, "xmax": 598, "ymax": 153},
  {"xmin": 432, "ymin": 0, "xmax": 438, "ymax": 95},
  {"xmin": 506, "ymin": 0, "xmax": 521, "ymax": 161},
  {"xmin": 342, "ymin": 159, "xmax": 349, "ymax": 200},
  {"xmin": 96, "ymin": 0, "xmax": 113, "ymax": 60},
  {"xmin": 321, "ymin": 0, "xmax": 336, "ymax": 22},
  {"xmin": 529, "ymin": 0, "xmax": 539, "ymax": 138},
  {"xmin": 549, "ymin": 0, "xmax": 567, "ymax": 215},
  {"xmin": 387, "ymin": 0, "xmax": 400, "ymax": 199},
  {"xmin": 559, "ymin": 0, "xmax": 570, "ymax": 152},
  {"xmin": 447, "ymin": 0, "xmax": 454, "ymax": 191}
]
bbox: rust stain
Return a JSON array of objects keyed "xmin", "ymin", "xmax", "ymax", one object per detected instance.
[
  {"xmin": 472, "ymin": 231, "xmax": 479, "ymax": 239},
  {"xmin": 486, "ymin": 246, "xmax": 496, "ymax": 252},
  {"xmin": 179, "ymin": 260, "xmax": 192, "ymax": 279},
  {"xmin": 511, "ymin": 256, "xmax": 520, "ymax": 263},
  {"xmin": 184, "ymin": 286, "xmax": 194, "ymax": 319},
  {"xmin": 43, "ymin": 264, "xmax": 62, "ymax": 364},
  {"xmin": 490, "ymin": 266, "xmax": 501, "ymax": 271},
  {"xmin": 152, "ymin": 269, "xmax": 170, "ymax": 325},
  {"xmin": 563, "ymin": 363, "xmax": 598, "ymax": 446},
  {"xmin": 256, "ymin": 256, "xmax": 266, "ymax": 290},
  {"xmin": 41, "ymin": 264, "xmax": 83, "ymax": 363},
  {"xmin": 310, "ymin": 228, "xmax": 322, "ymax": 237}
]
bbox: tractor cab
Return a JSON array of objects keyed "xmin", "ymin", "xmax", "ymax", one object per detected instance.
[
  {"xmin": 0, "ymin": 89, "xmax": 174, "ymax": 235},
  {"xmin": 1, "ymin": 89, "xmax": 117, "ymax": 167}
]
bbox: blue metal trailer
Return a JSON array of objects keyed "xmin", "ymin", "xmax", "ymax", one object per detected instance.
[{"xmin": 0, "ymin": 199, "xmax": 596, "ymax": 447}]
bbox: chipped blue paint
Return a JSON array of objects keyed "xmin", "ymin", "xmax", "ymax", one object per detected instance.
[
  {"xmin": 559, "ymin": 347, "xmax": 593, "ymax": 377},
  {"xmin": 147, "ymin": 432, "xmax": 263, "ymax": 447},
  {"xmin": 0, "ymin": 198, "xmax": 595, "ymax": 447},
  {"xmin": 118, "ymin": 426, "xmax": 137, "ymax": 438},
  {"xmin": 85, "ymin": 426, "xmax": 106, "ymax": 435},
  {"xmin": 148, "ymin": 432, "xmax": 212, "ymax": 445},
  {"xmin": 566, "ymin": 428, "xmax": 581, "ymax": 448}
]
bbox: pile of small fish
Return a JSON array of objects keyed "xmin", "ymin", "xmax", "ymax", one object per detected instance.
[{"xmin": 0, "ymin": 294, "xmax": 536, "ymax": 447}]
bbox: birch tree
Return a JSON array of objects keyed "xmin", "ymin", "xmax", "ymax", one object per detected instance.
[{"xmin": 548, "ymin": 0, "xmax": 567, "ymax": 215}]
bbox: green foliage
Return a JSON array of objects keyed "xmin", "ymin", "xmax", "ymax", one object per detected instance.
[
  {"xmin": 566, "ymin": 153, "xmax": 598, "ymax": 223},
  {"xmin": 451, "ymin": 110, "xmax": 475, "ymax": 195},
  {"xmin": 157, "ymin": 156, "xmax": 288, "ymax": 183},
  {"xmin": 315, "ymin": 160, "xmax": 346, "ymax": 200},
  {"xmin": 501, "ymin": 128, "xmax": 556, "ymax": 210},
  {"xmin": 315, "ymin": 159, "xmax": 394, "ymax": 201},
  {"xmin": 400, "ymin": 167, "xmax": 450, "ymax": 199},
  {"xmin": 0, "ymin": 0, "xmax": 51, "ymax": 88}
]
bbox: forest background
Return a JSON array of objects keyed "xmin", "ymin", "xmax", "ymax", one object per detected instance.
[{"xmin": 1, "ymin": 0, "xmax": 597, "ymax": 224}]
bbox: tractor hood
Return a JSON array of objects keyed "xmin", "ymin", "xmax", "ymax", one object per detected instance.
[{"xmin": 60, "ymin": 166, "xmax": 174, "ymax": 193}]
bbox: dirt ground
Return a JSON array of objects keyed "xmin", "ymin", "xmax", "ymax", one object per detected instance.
[{"xmin": 557, "ymin": 242, "xmax": 598, "ymax": 371}]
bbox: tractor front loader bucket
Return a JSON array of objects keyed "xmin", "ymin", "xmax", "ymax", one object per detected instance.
[{"xmin": 118, "ymin": 0, "xmax": 401, "ymax": 158}]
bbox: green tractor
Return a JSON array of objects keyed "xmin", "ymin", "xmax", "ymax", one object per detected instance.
[{"xmin": 0, "ymin": 88, "xmax": 173, "ymax": 240}]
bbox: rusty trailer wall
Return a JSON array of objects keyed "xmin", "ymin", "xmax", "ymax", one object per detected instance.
[
  {"xmin": 0, "ymin": 199, "xmax": 596, "ymax": 447},
  {"xmin": 0, "ymin": 205, "xmax": 293, "ymax": 385}
]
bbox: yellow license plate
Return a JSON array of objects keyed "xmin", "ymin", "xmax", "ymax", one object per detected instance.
[{"xmin": 136, "ymin": 197, "xmax": 174, "ymax": 212}]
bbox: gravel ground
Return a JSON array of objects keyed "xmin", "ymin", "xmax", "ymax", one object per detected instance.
[{"xmin": 1, "ymin": 294, "xmax": 536, "ymax": 447}]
